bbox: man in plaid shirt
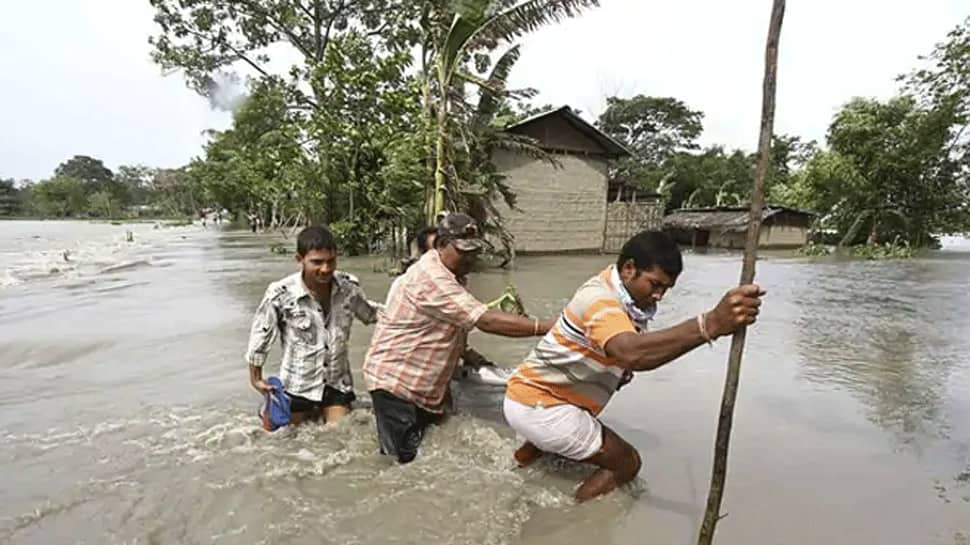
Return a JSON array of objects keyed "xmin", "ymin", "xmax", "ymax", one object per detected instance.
[
  {"xmin": 363, "ymin": 213, "xmax": 555, "ymax": 463},
  {"xmin": 246, "ymin": 226, "xmax": 378, "ymax": 427}
]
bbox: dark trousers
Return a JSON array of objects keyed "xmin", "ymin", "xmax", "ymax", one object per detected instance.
[{"xmin": 370, "ymin": 389, "xmax": 442, "ymax": 464}]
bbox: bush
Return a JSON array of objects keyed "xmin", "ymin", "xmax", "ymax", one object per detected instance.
[
  {"xmin": 797, "ymin": 242, "xmax": 832, "ymax": 256},
  {"xmin": 329, "ymin": 219, "xmax": 370, "ymax": 256},
  {"xmin": 844, "ymin": 242, "xmax": 915, "ymax": 260}
]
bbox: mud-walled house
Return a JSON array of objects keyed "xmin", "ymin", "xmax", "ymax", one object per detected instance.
[{"xmin": 491, "ymin": 106, "xmax": 663, "ymax": 254}]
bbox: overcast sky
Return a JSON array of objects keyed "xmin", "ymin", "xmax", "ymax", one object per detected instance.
[{"xmin": 1, "ymin": 0, "xmax": 965, "ymax": 181}]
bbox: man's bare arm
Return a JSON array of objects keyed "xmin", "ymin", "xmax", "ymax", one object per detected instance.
[
  {"xmin": 246, "ymin": 287, "xmax": 280, "ymax": 393},
  {"xmin": 605, "ymin": 319, "xmax": 708, "ymax": 371},
  {"xmin": 249, "ymin": 363, "xmax": 272, "ymax": 393},
  {"xmin": 606, "ymin": 284, "xmax": 765, "ymax": 372},
  {"xmin": 475, "ymin": 310, "xmax": 555, "ymax": 338}
]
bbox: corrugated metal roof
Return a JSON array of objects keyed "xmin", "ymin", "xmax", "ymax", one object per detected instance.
[{"xmin": 504, "ymin": 106, "xmax": 632, "ymax": 158}]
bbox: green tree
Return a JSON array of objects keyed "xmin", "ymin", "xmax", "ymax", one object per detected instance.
[
  {"xmin": 55, "ymin": 155, "xmax": 113, "ymax": 184},
  {"xmin": 766, "ymin": 133, "xmax": 820, "ymax": 212},
  {"xmin": 189, "ymin": 81, "xmax": 309, "ymax": 222},
  {"xmin": 116, "ymin": 164, "xmax": 157, "ymax": 206},
  {"xmin": 776, "ymin": 149, "xmax": 864, "ymax": 238},
  {"xmin": 30, "ymin": 176, "xmax": 87, "ymax": 217},
  {"xmin": 0, "ymin": 178, "xmax": 21, "ymax": 216},
  {"xmin": 902, "ymin": 16, "xmax": 969, "ymax": 169},
  {"xmin": 87, "ymin": 190, "xmax": 120, "ymax": 218},
  {"xmin": 769, "ymin": 133, "xmax": 817, "ymax": 185},
  {"xmin": 803, "ymin": 96, "xmax": 968, "ymax": 246},
  {"xmin": 651, "ymin": 146, "xmax": 755, "ymax": 211},
  {"xmin": 597, "ymin": 95, "xmax": 704, "ymax": 165},
  {"xmin": 152, "ymin": 167, "xmax": 202, "ymax": 216},
  {"xmin": 150, "ymin": 0, "xmax": 428, "ymax": 251},
  {"xmin": 184, "ymin": 37, "xmax": 423, "ymax": 251},
  {"xmin": 54, "ymin": 155, "xmax": 129, "ymax": 206},
  {"xmin": 148, "ymin": 0, "xmax": 418, "ymax": 107},
  {"xmin": 307, "ymin": 32, "xmax": 423, "ymax": 229},
  {"xmin": 595, "ymin": 95, "xmax": 704, "ymax": 199},
  {"xmin": 770, "ymin": 19, "xmax": 970, "ymax": 248},
  {"xmin": 15, "ymin": 182, "xmax": 34, "ymax": 215},
  {"xmin": 509, "ymin": 101, "xmax": 557, "ymax": 122}
]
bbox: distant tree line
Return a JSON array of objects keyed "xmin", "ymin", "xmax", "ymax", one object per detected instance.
[{"xmin": 1, "ymin": 156, "xmax": 197, "ymax": 220}]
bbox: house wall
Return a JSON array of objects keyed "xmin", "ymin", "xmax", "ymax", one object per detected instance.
[
  {"xmin": 665, "ymin": 216, "xmax": 811, "ymax": 249},
  {"xmin": 711, "ymin": 223, "xmax": 808, "ymax": 249},
  {"xmin": 710, "ymin": 229, "xmax": 745, "ymax": 249},
  {"xmin": 492, "ymin": 149, "xmax": 608, "ymax": 253},
  {"xmin": 760, "ymin": 224, "xmax": 809, "ymax": 248}
]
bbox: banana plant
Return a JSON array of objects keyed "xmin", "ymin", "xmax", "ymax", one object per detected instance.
[{"xmin": 425, "ymin": 0, "xmax": 601, "ymax": 223}]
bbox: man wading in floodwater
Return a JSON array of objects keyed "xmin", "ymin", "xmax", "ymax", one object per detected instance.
[
  {"xmin": 504, "ymin": 231, "xmax": 765, "ymax": 502},
  {"xmin": 363, "ymin": 213, "xmax": 556, "ymax": 463},
  {"xmin": 387, "ymin": 223, "xmax": 505, "ymax": 378},
  {"xmin": 246, "ymin": 226, "xmax": 378, "ymax": 426}
]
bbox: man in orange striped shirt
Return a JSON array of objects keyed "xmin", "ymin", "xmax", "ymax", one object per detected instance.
[{"xmin": 504, "ymin": 231, "xmax": 765, "ymax": 502}]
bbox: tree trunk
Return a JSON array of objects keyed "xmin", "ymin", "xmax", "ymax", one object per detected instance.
[
  {"xmin": 431, "ymin": 93, "xmax": 448, "ymax": 225},
  {"xmin": 420, "ymin": 60, "xmax": 437, "ymax": 227},
  {"xmin": 696, "ymin": 1, "xmax": 786, "ymax": 544}
]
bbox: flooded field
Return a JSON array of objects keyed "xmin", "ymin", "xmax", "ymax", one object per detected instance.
[{"xmin": 1, "ymin": 220, "xmax": 968, "ymax": 545}]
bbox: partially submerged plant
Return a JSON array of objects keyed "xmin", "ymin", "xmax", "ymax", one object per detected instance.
[{"xmin": 486, "ymin": 284, "xmax": 527, "ymax": 316}]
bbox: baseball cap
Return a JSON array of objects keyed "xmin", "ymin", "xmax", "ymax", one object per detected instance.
[{"xmin": 436, "ymin": 212, "xmax": 484, "ymax": 252}]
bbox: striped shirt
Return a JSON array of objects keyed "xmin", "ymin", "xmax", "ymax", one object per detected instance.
[
  {"xmin": 506, "ymin": 267, "xmax": 637, "ymax": 415},
  {"xmin": 363, "ymin": 250, "xmax": 488, "ymax": 412},
  {"xmin": 245, "ymin": 271, "xmax": 377, "ymax": 400}
]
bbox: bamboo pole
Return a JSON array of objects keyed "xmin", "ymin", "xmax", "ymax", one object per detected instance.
[{"xmin": 696, "ymin": 1, "xmax": 786, "ymax": 544}]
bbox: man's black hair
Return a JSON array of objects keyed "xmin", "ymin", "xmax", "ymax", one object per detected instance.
[
  {"xmin": 415, "ymin": 226, "xmax": 438, "ymax": 254},
  {"xmin": 617, "ymin": 230, "xmax": 683, "ymax": 277},
  {"xmin": 433, "ymin": 231, "xmax": 450, "ymax": 249},
  {"xmin": 296, "ymin": 225, "xmax": 337, "ymax": 256}
]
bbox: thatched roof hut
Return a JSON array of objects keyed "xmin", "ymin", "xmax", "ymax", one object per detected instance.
[{"xmin": 662, "ymin": 205, "xmax": 816, "ymax": 249}]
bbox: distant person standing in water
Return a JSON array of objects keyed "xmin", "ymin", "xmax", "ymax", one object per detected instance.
[
  {"xmin": 503, "ymin": 231, "xmax": 765, "ymax": 502},
  {"xmin": 388, "ymin": 225, "xmax": 438, "ymax": 295},
  {"xmin": 246, "ymin": 226, "xmax": 379, "ymax": 427}
]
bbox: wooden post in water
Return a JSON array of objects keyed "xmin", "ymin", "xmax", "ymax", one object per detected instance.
[{"xmin": 696, "ymin": 1, "xmax": 786, "ymax": 544}]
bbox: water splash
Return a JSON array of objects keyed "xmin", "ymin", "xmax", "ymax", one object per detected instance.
[{"xmin": 0, "ymin": 405, "xmax": 624, "ymax": 545}]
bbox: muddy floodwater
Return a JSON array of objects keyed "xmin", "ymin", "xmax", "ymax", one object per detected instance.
[{"xmin": 1, "ymin": 220, "xmax": 968, "ymax": 545}]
